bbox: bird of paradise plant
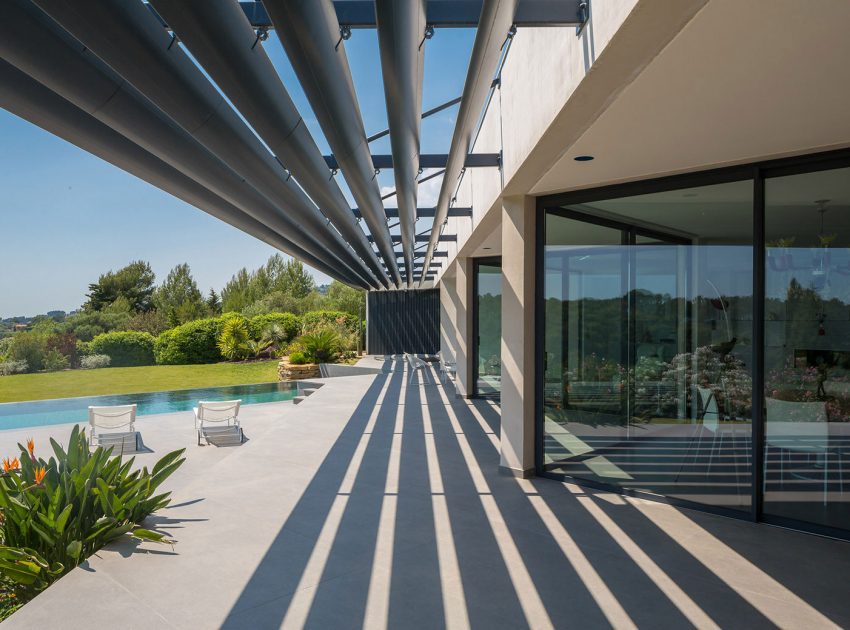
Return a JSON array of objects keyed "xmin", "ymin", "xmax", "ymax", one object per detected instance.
[{"xmin": 0, "ymin": 427, "xmax": 185, "ymax": 608}]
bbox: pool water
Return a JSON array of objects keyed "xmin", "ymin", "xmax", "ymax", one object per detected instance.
[{"xmin": 0, "ymin": 381, "xmax": 299, "ymax": 430}]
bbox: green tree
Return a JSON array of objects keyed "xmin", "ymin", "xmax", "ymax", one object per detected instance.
[
  {"xmin": 325, "ymin": 281, "xmax": 365, "ymax": 318},
  {"xmin": 276, "ymin": 258, "xmax": 315, "ymax": 298},
  {"xmin": 206, "ymin": 289, "xmax": 222, "ymax": 315},
  {"xmin": 221, "ymin": 268, "xmax": 253, "ymax": 313},
  {"xmin": 84, "ymin": 261, "xmax": 156, "ymax": 313},
  {"xmin": 153, "ymin": 263, "xmax": 205, "ymax": 324}
]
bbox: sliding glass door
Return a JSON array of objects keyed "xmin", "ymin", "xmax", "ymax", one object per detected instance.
[
  {"xmin": 763, "ymin": 166, "xmax": 850, "ymax": 532},
  {"xmin": 474, "ymin": 258, "xmax": 502, "ymax": 397},
  {"xmin": 542, "ymin": 181, "xmax": 754, "ymax": 512}
]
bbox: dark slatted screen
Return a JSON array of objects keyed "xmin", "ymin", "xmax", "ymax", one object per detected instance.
[{"xmin": 367, "ymin": 289, "xmax": 440, "ymax": 355}]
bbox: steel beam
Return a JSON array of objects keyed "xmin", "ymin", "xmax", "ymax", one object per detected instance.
[
  {"xmin": 353, "ymin": 207, "xmax": 472, "ymax": 219},
  {"xmin": 324, "ymin": 153, "xmax": 499, "ymax": 170},
  {"xmin": 150, "ymin": 1, "xmax": 585, "ymax": 29},
  {"xmin": 370, "ymin": 234, "xmax": 457, "ymax": 243}
]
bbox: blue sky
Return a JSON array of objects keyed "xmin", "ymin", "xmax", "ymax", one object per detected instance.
[{"xmin": 0, "ymin": 25, "xmax": 474, "ymax": 318}]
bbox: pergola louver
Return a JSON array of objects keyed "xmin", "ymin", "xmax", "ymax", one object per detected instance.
[
  {"xmin": 420, "ymin": 0, "xmax": 519, "ymax": 285},
  {"xmin": 263, "ymin": 0, "xmax": 403, "ymax": 287},
  {"xmin": 0, "ymin": 0, "xmax": 368, "ymax": 288},
  {"xmin": 29, "ymin": 0, "xmax": 379, "ymax": 289},
  {"xmin": 375, "ymin": 0, "xmax": 426, "ymax": 288},
  {"xmin": 148, "ymin": 0, "xmax": 391, "ymax": 290},
  {"xmin": 3, "ymin": 0, "xmax": 585, "ymax": 291},
  {"xmin": 0, "ymin": 60, "xmax": 359, "ymax": 285}
]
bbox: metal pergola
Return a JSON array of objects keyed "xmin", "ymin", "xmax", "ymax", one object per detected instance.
[{"xmin": 0, "ymin": 0, "xmax": 586, "ymax": 289}]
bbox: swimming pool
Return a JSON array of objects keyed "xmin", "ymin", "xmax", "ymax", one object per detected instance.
[{"xmin": 0, "ymin": 381, "xmax": 300, "ymax": 430}]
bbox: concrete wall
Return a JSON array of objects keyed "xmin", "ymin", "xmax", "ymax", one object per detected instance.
[{"xmin": 436, "ymin": 0, "xmax": 641, "ymax": 273}]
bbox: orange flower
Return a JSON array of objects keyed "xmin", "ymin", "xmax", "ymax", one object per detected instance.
[
  {"xmin": 26, "ymin": 438, "xmax": 34, "ymax": 458},
  {"xmin": 2, "ymin": 457, "xmax": 14, "ymax": 472},
  {"xmin": 33, "ymin": 466, "xmax": 47, "ymax": 485}
]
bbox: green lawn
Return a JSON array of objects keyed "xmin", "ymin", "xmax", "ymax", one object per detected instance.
[{"xmin": 0, "ymin": 361, "xmax": 281, "ymax": 403}]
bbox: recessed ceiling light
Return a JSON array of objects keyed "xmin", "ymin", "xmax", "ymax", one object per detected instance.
[{"xmin": 574, "ymin": 155, "xmax": 594, "ymax": 162}]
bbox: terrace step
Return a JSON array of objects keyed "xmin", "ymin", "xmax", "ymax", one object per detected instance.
[{"xmin": 293, "ymin": 396, "xmax": 307, "ymax": 405}]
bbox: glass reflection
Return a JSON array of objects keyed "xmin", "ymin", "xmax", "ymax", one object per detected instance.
[
  {"xmin": 543, "ymin": 181, "xmax": 754, "ymax": 510},
  {"xmin": 476, "ymin": 261, "xmax": 502, "ymax": 396},
  {"xmin": 764, "ymin": 167, "xmax": 850, "ymax": 532}
]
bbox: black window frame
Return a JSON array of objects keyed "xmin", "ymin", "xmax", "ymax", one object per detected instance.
[
  {"xmin": 472, "ymin": 256, "xmax": 503, "ymax": 398},
  {"xmin": 535, "ymin": 147, "xmax": 850, "ymax": 540}
]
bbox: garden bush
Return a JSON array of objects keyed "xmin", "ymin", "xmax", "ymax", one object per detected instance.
[
  {"xmin": 288, "ymin": 350, "xmax": 309, "ymax": 365},
  {"xmin": 301, "ymin": 310, "xmax": 358, "ymax": 336},
  {"xmin": 0, "ymin": 361, "xmax": 27, "ymax": 376},
  {"xmin": 154, "ymin": 317, "xmax": 224, "ymax": 365},
  {"xmin": 89, "ymin": 331, "xmax": 155, "ymax": 367},
  {"xmin": 42, "ymin": 350, "xmax": 69, "ymax": 372},
  {"xmin": 7, "ymin": 333, "xmax": 46, "ymax": 373},
  {"xmin": 80, "ymin": 354, "xmax": 111, "ymax": 370},
  {"xmin": 298, "ymin": 329, "xmax": 340, "ymax": 363},
  {"xmin": 247, "ymin": 313, "xmax": 300, "ymax": 342},
  {"xmin": 0, "ymin": 427, "xmax": 184, "ymax": 606},
  {"xmin": 217, "ymin": 316, "xmax": 250, "ymax": 361}
]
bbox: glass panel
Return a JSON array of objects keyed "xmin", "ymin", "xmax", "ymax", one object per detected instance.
[
  {"xmin": 764, "ymin": 167, "xmax": 850, "ymax": 532},
  {"xmin": 543, "ymin": 181, "xmax": 754, "ymax": 511},
  {"xmin": 476, "ymin": 262, "xmax": 502, "ymax": 396}
]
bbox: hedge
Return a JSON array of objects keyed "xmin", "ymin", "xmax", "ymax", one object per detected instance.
[
  {"xmin": 154, "ymin": 317, "xmax": 226, "ymax": 365},
  {"xmin": 89, "ymin": 331, "xmax": 155, "ymax": 367},
  {"xmin": 301, "ymin": 311, "xmax": 359, "ymax": 335},
  {"xmin": 247, "ymin": 312, "xmax": 300, "ymax": 342}
]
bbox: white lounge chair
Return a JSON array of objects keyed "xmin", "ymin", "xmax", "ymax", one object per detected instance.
[
  {"xmin": 88, "ymin": 404, "xmax": 140, "ymax": 453},
  {"xmin": 438, "ymin": 351, "xmax": 457, "ymax": 383},
  {"xmin": 405, "ymin": 353, "xmax": 432, "ymax": 385},
  {"xmin": 194, "ymin": 400, "xmax": 243, "ymax": 446}
]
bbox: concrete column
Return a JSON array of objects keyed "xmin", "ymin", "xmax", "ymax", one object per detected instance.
[
  {"xmin": 439, "ymin": 269, "xmax": 459, "ymax": 363},
  {"xmin": 499, "ymin": 195, "xmax": 536, "ymax": 477},
  {"xmin": 454, "ymin": 257, "xmax": 475, "ymax": 398}
]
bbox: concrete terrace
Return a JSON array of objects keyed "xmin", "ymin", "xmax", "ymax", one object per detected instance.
[{"xmin": 3, "ymin": 358, "xmax": 850, "ymax": 629}]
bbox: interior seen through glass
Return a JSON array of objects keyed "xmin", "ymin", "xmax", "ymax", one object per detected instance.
[
  {"xmin": 476, "ymin": 261, "xmax": 502, "ymax": 397},
  {"xmin": 543, "ymin": 181, "xmax": 755, "ymax": 511},
  {"xmin": 764, "ymin": 167, "xmax": 850, "ymax": 531}
]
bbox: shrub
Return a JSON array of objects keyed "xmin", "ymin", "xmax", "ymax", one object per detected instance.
[
  {"xmin": 247, "ymin": 313, "xmax": 300, "ymax": 342},
  {"xmin": 45, "ymin": 333, "xmax": 77, "ymax": 368},
  {"xmin": 80, "ymin": 354, "xmax": 111, "ymax": 370},
  {"xmin": 299, "ymin": 329, "xmax": 340, "ymax": 363},
  {"xmin": 0, "ymin": 361, "xmax": 28, "ymax": 376},
  {"xmin": 154, "ymin": 317, "xmax": 224, "ymax": 365},
  {"xmin": 0, "ymin": 427, "xmax": 184, "ymax": 603},
  {"xmin": 7, "ymin": 333, "xmax": 46, "ymax": 372},
  {"xmin": 0, "ymin": 337, "xmax": 13, "ymax": 360},
  {"xmin": 75, "ymin": 339, "xmax": 91, "ymax": 358},
  {"xmin": 217, "ymin": 316, "xmax": 250, "ymax": 361},
  {"xmin": 301, "ymin": 310, "xmax": 358, "ymax": 336},
  {"xmin": 42, "ymin": 350, "xmax": 69, "ymax": 372},
  {"xmin": 89, "ymin": 331, "xmax": 155, "ymax": 367},
  {"xmin": 288, "ymin": 350, "xmax": 309, "ymax": 365}
]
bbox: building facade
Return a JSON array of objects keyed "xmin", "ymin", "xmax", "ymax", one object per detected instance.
[{"xmin": 436, "ymin": 0, "xmax": 850, "ymax": 539}]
